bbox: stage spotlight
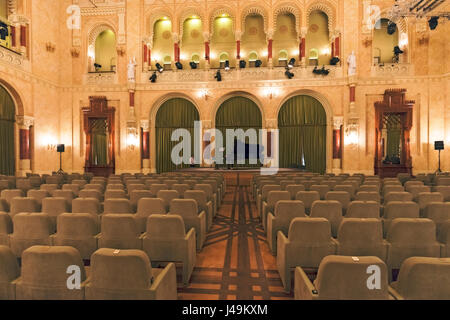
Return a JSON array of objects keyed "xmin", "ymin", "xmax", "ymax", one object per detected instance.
[
  {"xmin": 288, "ymin": 58, "xmax": 296, "ymax": 69},
  {"xmin": 428, "ymin": 16, "xmax": 439, "ymax": 30},
  {"xmin": 175, "ymin": 61, "xmax": 183, "ymax": 70},
  {"xmin": 330, "ymin": 57, "xmax": 340, "ymax": 65},
  {"xmin": 215, "ymin": 70, "xmax": 222, "ymax": 82},
  {"xmin": 155, "ymin": 63, "xmax": 164, "ymax": 73},
  {"xmin": 239, "ymin": 60, "xmax": 246, "ymax": 69},
  {"xmin": 387, "ymin": 22, "xmax": 397, "ymax": 35},
  {"xmin": 94, "ymin": 63, "xmax": 102, "ymax": 71},
  {"xmin": 150, "ymin": 72, "xmax": 157, "ymax": 83},
  {"xmin": 394, "ymin": 46, "xmax": 404, "ymax": 56},
  {"xmin": 255, "ymin": 60, "xmax": 262, "ymax": 68},
  {"xmin": 189, "ymin": 61, "xmax": 198, "ymax": 69},
  {"xmin": 285, "ymin": 68, "xmax": 294, "ymax": 79},
  {"xmin": 224, "ymin": 60, "xmax": 230, "ymax": 71}
]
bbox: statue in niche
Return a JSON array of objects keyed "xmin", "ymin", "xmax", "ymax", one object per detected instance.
[
  {"xmin": 127, "ymin": 57, "xmax": 137, "ymax": 82},
  {"xmin": 347, "ymin": 51, "xmax": 357, "ymax": 76}
]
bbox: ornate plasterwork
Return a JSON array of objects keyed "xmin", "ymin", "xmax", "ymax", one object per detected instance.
[
  {"xmin": 209, "ymin": 6, "xmax": 236, "ymax": 36},
  {"xmin": 273, "ymin": 3, "xmax": 301, "ymax": 34},
  {"xmin": 241, "ymin": 5, "xmax": 268, "ymax": 34},
  {"xmin": 179, "ymin": 7, "xmax": 205, "ymax": 39},
  {"xmin": 333, "ymin": 116, "xmax": 344, "ymax": 130},
  {"xmin": 16, "ymin": 115, "xmax": 34, "ymax": 129},
  {"xmin": 306, "ymin": 1, "xmax": 336, "ymax": 33},
  {"xmin": 148, "ymin": 11, "xmax": 174, "ymax": 37},
  {"xmin": 88, "ymin": 23, "xmax": 117, "ymax": 48}
]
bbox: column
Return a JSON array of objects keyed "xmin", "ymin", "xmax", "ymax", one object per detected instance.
[
  {"xmin": 267, "ymin": 30, "xmax": 273, "ymax": 68},
  {"xmin": 235, "ymin": 31, "xmax": 241, "ymax": 62},
  {"xmin": 173, "ymin": 33, "xmax": 180, "ymax": 68},
  {"xmin": 334, "ymin": 32, "xmax": 341, "ymax": 59},
  {"xmin": 143, "ymin": 42, "xmax": 148, "ymax": 70},
  {"xmin": 333, "ymin": 116, "xmax": 343, "ymax": 173},
  {"xmin": 204, "ymin": 32, "xmax": 210, "ymax": 69},
  {"xmin": 20, "ymin": 24, "xmax": 27, "ymax": 55},
  {"xmin": 17, "ymin": 116, "xmax": 34, "ymax": 175},
  {"xmin": 10, "ymin": 25, "xmax": 16, "ymax": 50},
  {"xmin": 141, "ymin": 120, "xmax": 150, "ymax": 173},
  {"xmin": 300, "ymin": 27, "xmax": 307, "ymax": 67}
]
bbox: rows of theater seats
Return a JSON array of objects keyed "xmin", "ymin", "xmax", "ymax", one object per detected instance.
[
  {"xmin": 0, "ymin": 172, "xmax": 225, "ymax": 300},
  {"xmin": 252, "ymin": 172, "xmax": 450, "ymax": 299}
]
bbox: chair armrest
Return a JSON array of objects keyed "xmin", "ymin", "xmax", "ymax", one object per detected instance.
[
  {"xmin": 294, "ymin": 267, "xmax": 318, "ymax": 300},
  {"xmin": 150, "ymin": 262, "xmax": 177, "ymax": 300},
  {"xmin": 139, "ymin": 233, "xmax": 147, "ymax": 240},
  {"xmin": 388, "ymin": 286, "xmax": 404, "ymax": 300},
  {"xmin": 185, "ymin": 228, "xmax": 196, "ymax": 243},
  {"xmin": 330, "ymin": 237, "xmax": 339, "ymax": 252},
  {"xmin": 49, "ymin": 234, "xmax": 57, "ymax": 246}
]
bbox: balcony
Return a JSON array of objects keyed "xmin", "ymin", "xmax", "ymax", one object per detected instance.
[
  {"xmin": 371, "ymin": 63, "xmax": 414, "ymax": 77},
  {"xmin": 84, "ymin": 71, "xmax": 118, "ymax": 85}
]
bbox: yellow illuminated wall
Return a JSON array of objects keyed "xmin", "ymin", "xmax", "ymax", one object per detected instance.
[
  {"xmin": 181, "ymin": 17, "xmax": 204, "ymax": 68},
  {"xmin": 273, "ymin": 13, "xmax": 298, "ymax": 66},
  {"xmin": 211, "ymin": 16, "xmax": 235, "ymax": 68},
  {"xmin": 306, "ymin": 10, "xmax": 330, "ymax": 66},
  {"xmin": 0, "ymin": 0, "xmax": 7, "ymax": 19},
  {"xmin": 373, "ymin": 19, "xmax": 399, "ymax": 64},
  {"xmin": 94, "ymin": 30, "xmax": 116, "ymax": 72},
  {"xmin": 241, "ymin": 15, "xmax": 266, "ymax": 66},
  {"xmin": 153, "ymin": 18, "xmax": 173, "ymax": 65}
]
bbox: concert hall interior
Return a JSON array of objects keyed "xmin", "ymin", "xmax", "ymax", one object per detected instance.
[{"xmin": 0, "ymin": 0, "xmax": 449, "ymax": 302}]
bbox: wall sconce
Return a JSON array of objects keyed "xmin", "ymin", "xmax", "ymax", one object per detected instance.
[
  {"xmin": 362, "ymin": 36, "xmax": 372, "ymax": 48},
  {"xmin": 127, "ymin": 126, "xmax": 139, "ymax": 151},
  {"xmin": 418, "ymin": 34, "xmax": 429, "ymax": 46},
  {"xmin": 47, "ymin": 144, "xmax": 57, "ymax": 151},
  {"xmin": 264, "ymin": 87, "xmax": 279, "ymax": 100},
  {"xmin": 117, "ymin": 46, "xmax": 126, "ymax": 57},
  {"xmin": 198, "ymin": 89, "xmax": 211, "ymax": 101},
  {"xmin": 45, "ymin": 42, "xmax": 56, "ymax": 53},
  {"xmin": 345, "ymin": 119, "xmax": 359, "ymax": 146},
  {"xmin": 70, "ymin": 47, "xmax": 80, "ymax": 58}
]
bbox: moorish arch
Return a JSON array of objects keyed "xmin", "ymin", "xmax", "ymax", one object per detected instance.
[
  {"xmin": 241, "ymin": 4, "xmax": 269, "ymax": 34},
  {"xmin": 306, "ymin": 1, "xmax": 336, "ymax": 34},
  {"xmin": 273, "ymin": 3, "xmax": 302, "ymax": 34}
]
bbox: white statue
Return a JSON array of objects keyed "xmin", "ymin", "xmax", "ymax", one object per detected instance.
[
  {"xmin": 127, "ymin": 57, "xmax": 137, "ymax": 82},
  {"xmin": 347, "ymin": 51, "xmax": 357, "ymax": 76}
]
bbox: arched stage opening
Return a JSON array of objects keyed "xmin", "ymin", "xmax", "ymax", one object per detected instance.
[{"xmin": 0, "ymin": 84, "xmax": 16, "ymax": 175}]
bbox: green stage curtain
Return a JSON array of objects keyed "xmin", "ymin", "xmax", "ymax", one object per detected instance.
[
  {"xmin": 215, "ymin": 97, "xmax": 262, "ymax": 167},
  {"xmin": 0, "ymin": 85, "xmax": 15, "ymax": 175},
  {"xmin": 91, "ymin": 119, "xmax": 108, "ymax": 166},
  {"xmin": 278, "ymin": 95, "xmax": 327, "ymax": 174},
  {"xmin": 156, "ymin": 98, "xmax": 199, "ymax": 173},
  {"xmin": 386, "ymin": 128, "xmax": 402, "ymax": 160}
]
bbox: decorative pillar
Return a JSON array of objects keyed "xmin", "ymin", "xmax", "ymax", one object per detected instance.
[
  {"xmin": 300, "ymin": 27, "xmax": 307, "ymax": 67},
  {"xmin": 141, "ymin": 120, "xmax": 150, "ymax": 173},
  {"xmin": 349, "ymin": 75, "xmax": 357, "ymax": 115},
  {"xmin": 143, "ymin": 42, "xmax": 148, "ymax": 70},
  {"xmin": 235, "ymin": 31, "xmax": 241, "ymax": 61},
  {"xmin": 10, "ymin": 25, "xmax": 16, "ymax": 49},
  {"xmin": 16, "ymin": 116, "xmax": 34, "ymax": 175},
  {"xmin": 20, "ymin": 24, "xmax": 26, "ymax": 55},
  {"xmin": 333, "ymin": 116, "xmax": 343, "ymax": 173},
  {"xmin": 334, "ymin": 32, "xmax": 341, "ymax": 59},
  {"xmin": 204, "ymin": 32, "xmax": 210, "ymax": 69},
  {"xmin": 267, "ymin": 30, "xmax": 273, "ymax": 68}
]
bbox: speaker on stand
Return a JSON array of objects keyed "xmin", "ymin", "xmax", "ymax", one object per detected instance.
[
  {"xmin": 57, "ymin": 144, "xmax": 65, "ymax": 175},
  {"xmin": 434, "ymin": 141, "xmax": 444, "ymax": 173}
]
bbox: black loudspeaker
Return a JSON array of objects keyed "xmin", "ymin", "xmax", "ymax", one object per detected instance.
[
  {"xmin": 57, "ymin": 144, "xmax": 65, "ymax": 153},
  {"xmin": 435, "ymin": 141, "xmax": 444, "ymax": 151}
]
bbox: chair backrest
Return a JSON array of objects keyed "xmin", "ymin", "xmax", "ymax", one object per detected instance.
[
  {"xmin": 285, "ymin": 185, "xmax": 305, "ymax": 199},
  {"xmin": 423, "ymin": 202, "xmax": 450, "ymax": 224},
  {"xmin": 101, "ymin": 214, "xmax": 139, "ymax": 238},
  {"xmin": 42, "ymin": 197, "xmax": 70, "ymax": 216},
  {"xmin": 266, "ymin": 191, "xmax": 291, "ymax": 207},
  {"xmin": 384, "ymin": 201, "xmax": 419, "ymax": 219},
  {"xmin": 394, "ymin": 257, "xmax": 450, "ymax": 299},
  {"xmin": 89, "ymin": 248, "xmax": 152, "ymax": 290},
  {"xmin": 383, "ymin": 185, "xmax": 404, "ymax": 196},
  {"xmin": 355, "ymin": 191, "xmax": 380, "ymax": 203},
  {"xmin": 172, "ymin": 184, "xmax": 190, "ymax": 197},
  {"xmin": 384, "ymin": 192, "xmax": 413, "ymax": 204},
  {"xmin": 295, "ymin": 191, "xmax": 320, "ymax": 211},
  {"xmin": 51, "ymin": 190, "xmax": 75, "ymax": 202},
  {"xmin": 334, "ymin": 185, "xmax": 355, "ymax": 197},
  {"xmin": 417, "ymin": 192, "xmax": 444, "ymax": 210},
  {"xmin": 261, "ymin": 185, "xmax": 282, "ymax": 200},
  {"xmin": 157, "ymin": 190, "xmax": 180, "ymax": 210},
  {"xmin": 136, "ymin": 198, "xmax": 166, "ymax": 216},
  {"xmin": 194, "ymin": 184, "xmax": 213, "ymax": 199},
  {"xmin": 27, "ymin": 190, "xmax": 50, "ymax": 205},
  {"xmin": 315, "ymin": 255, "xmax": 389, "ymax": 299},
  {"xmin": 358, "ymin": 185, "xmax": 379, "ymax": 193},
  {"xmin": 150, "ymin": 184, "xmax": 168, "ymax": 196},
  {"xmin": 104, "ymin": 190, "xmax": 127, "ymax": 200},
  {"xmin": 310, "ymin": 185, "xmax": 331, "ymax": 199},
  {"xmin": 146, "ymin": 214, "xmax": 186, "ymax": 238},
  {"xmin": 106, "ymin": 184, "xmax": 125, "ymax": 191},
  {"xmin": 57, "ymin": 213, "xmax": 98, "ymax": 237},
  {"xmin": 129, "ymin": 190, "xmax": 152, "ymax": 207},
  {"xmin": 0, "ymin": 245, "xmax": 20, "ymax": 287},
  {"xmin": 434, "ymin": 186, "xmax": 450, "ymax": 201},
  {"xmin": 387, "ymin": 218, "xmax": 436, "ymax": 245},
  {"xmin": 62, "ymin": 184, "xmax": 80, "ymax": 196},
  {"xmin": 288, "ymin": 217, "xmax": 332, "ymax": 243},
  {"xmin": 337, "ymin": 218, "xmax": 383, "ymax": 244},
  {"xmin": 274, "ymin": 200, "xmax": 306, "ymax": 219},
  {"xmin": 12, "ymin": 213, "xmax": 51, "ymax": 238},
  {"xmin": 184, "ymin": 190, "xmax": 207, "ymax": 209},
  {"xmin": 72, "ymin": 198, "xmax": 100, "ymax": 215},
  {"xmin": 170, "ymin": 199, "xmax": 199, "ymax": 217},
  {"xmin": 21, "ymin": 246, "xmax": 85, "ymax": 287},
  {"xmin": 1, "ymin": 189, "xmax": 24, "ymax": 205},
  {"xmin": 325, "ymin": 191, "xmax": 351, "ymax": 209},
  {"xmin": 345, "ymin": 201, "xmax": 380, "ymax": 218},
  {"xmin": 78, "ymin": 190, "xmax": 102, "ymax": 201},
  {"xmin": 10, "ymin": 197, "xmax": 40, "ymax": 217}
]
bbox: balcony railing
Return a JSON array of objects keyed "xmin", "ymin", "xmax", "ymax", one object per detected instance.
[{"xmin": 371, "ymin": 63, "xmax": 414, "ymax": 77}]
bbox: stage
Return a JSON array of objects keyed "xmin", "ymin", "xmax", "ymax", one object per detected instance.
[{"xmin": 177, "ymin": 167, "xmax": 305, "ymax": 186}]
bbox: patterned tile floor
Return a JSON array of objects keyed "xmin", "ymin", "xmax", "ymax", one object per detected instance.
[{"xmin": 178, "ymin": 184, "xmax": 294, "ymax": 300}]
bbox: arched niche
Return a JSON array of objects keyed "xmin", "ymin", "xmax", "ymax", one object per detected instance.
[
  {"xmin": 87, "ymin": 24, "xmax": 117, "ymax": 73},
  {"xmin": 180, "ymin": 16, "xmax": 204, "ymax": 68},
  {"xmin": 210, "ymin": 12, "xmax": 235, "ymax": 69},
  {"xmin": 0, "ymin": 83, "xmax": 16, "ymax": 175},
  {"xmin": 273, "ymin": 12, "xmax": 298, "ymax": 67},
  {"xmin": 306, "ymin": 10, "xmax": 330, "ymax": 66},
  {"xmin": 373, "ymin": 18, "xmax": 401, "ymax": 64},
  {"xmin": 152, "ymin": 17, "xmax": 173, "ymax": 69},
  {"xmin": 241, "ymin": 14, "xmax": 267, "ymax": 67}
]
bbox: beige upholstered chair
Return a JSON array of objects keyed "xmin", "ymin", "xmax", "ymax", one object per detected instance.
[
  {"xmin": 384, "ymin": 192, "xmax": 413, "ymax": 205},
  {"xmin": 389, "ymin": 257, "xmax": 450, "ymax": 300},
  {"xmin": 40, "ymin": 184, "xmax": 59, "ymax": 193},
  {"xmin": 262, "ymin": 191, "xmax": 291, "ymax": 231},
  {"xmin": 85, "ymin": 248, "xmax": 177, "ymax": 300},
  {"xmin": 325, "ymin": 191, "xmax": 351, "ymax": 214},
  {"xmin": 194, "ymin": 184, "xmax": 216, "ymax": 217},
  {"xmin": 72, "ymin": 198, "xmax": 101, "ymax": 219},
  {"xmin": 295, "ymin": 256, "xmax": 389, "ymax": 300},
  {"xmin": 285, "ymin": 185, "xmax": 305, "ymax": 200},
  {"xmin": 359, "ymin": 185, "xmax": 379, "ymax": 193},
  {"xmin": 16, "ymin": 179, "xmax": 32, "ymax": 193},
  {"xmin": 103, "ymin": 199, "xmax": 133, "ymax": 215},
  {"xmin": 172, "ymin": 184, "xmax": 190, "ymax": 198},
  {"xmin": 9, "ymin": 197, "xmax": 40, "ymax": 218},
  {"xmin": 142, "ymin": 215, "xmax": 196, "ymax": 286},
  {"xmin": 51, "ymin": 213, "xmax": 99, "ymax": 260},
  {"xmin": 79, "ymin": 190, "xmax": 102, "ymax": 201},
  {"xmin": 345, "ymin": 201, "xmax": 380, "ymax": 219},
  {"xmin": 135, "ymin": 198, "xmax": 166, "ymax": 233},
  {"xmin": 407, "ymin": 185, "xmax": 431, "ymax": 200},
  {"xmin": 336, "ymin": 218, "xmax": 388, "ymax": 261},
  {"xmin": 417, "ymin": 192, "xmax": 444, "ymax": 217},
  {"xmin": 62, "ymin": 184, "xmax": 80, "ymax": 196},
  {"xmin": 15, "ymin": 246, "xmax": 86, "ymax": 300},
  {"xmin": 267, "ymin": 201, "xmax": 306, "ymax": 255},
  {"xmin": 129, "ymin": 190, "xmax": 153, "ymax": 212},
  {"xmin": 42, "ymin": 197, "xmax": 70, "ymax": 230},
  {"xmin": 355, "ymin": 191, "xmax": 380, "ymax": 203},
  {"xmin": 0, "ymin": 189, "xmax": 24, "ymax": 211},
  {"xmin": 386, "ymin": 218, "xmax": 441, "ymax": 279},
  {"xmin": 104, "ymin": 189, "xmax": 127, "ymax": 200},
  {"xmin": 333, "ymin": 185, "xmax": 355, "ymax": 199},
  {"xmin": 423, "ymin": 202, "xmax": 450, "ymax": 235},
  {"xmin": 309, "ymin": 185, "xmax": 330, "ymax": 200},
  {"xmin": 434, "ymin": 186, "xmax": 450, "ymax": 202},
  {"xmin": 257, "ymin": 185, "xmax": 281, "ymax": 219},
  {"xmin": 382, "ymin": 201, "xmax": 419, "ymax": 237},
  {"xmin": 169, "ymin": 199, "xmax": 206, "ymax": 251},
  {"xmin": 277, "ymin": 217, "xmax": 337, "ymax": 292},
  {"xmin": 310, "ymin": 200, "xmax": 343, "ymax": 237},
  {"xmin": 0, "ymin": 245, "xmax": 20, "ymax": 299},
  {"xmin": 149, "ymin": 184, "xmax": 169, "ymax": 197},
  {"xmin": 51, "ymin": 190, "xmax": 75, "ymax": 203},
  {"xmin": 9, "ymin": 213, "xmax": 52, "ymax": 257},
  {"xmin": 184, "ymin": 190, "xmax": 213, "ymax": 231},
  {"xmin": 438, "ymin": 220, "xmax": 450, "ymax": 257},
  {"xmin": 26, "ymin": 190, "xmax": 50, "ymax": 207},
  {"xmin": 97, "ymin": 214, "xmax": 141, "ymax": 250},
  {"xmin": 0, "ymin": 212, "xmax": 12, "ymax": 246},
  {"xmin": 157, "ymin": 190, "xmax": 180, "ymax": 212},
  {"xmin": 295, "ymin": 191, "xmax": 320, "ymax": 215}
]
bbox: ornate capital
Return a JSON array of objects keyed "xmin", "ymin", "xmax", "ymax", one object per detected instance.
[
  {"xmin": 235, "ymin": 31, "xmax": 242, "ymax": 41},
  {"xmin": 16, "ymin": 115, "xmax": 34, "ymax": 129},
  {"xmin": 301, "ymin": 27, "xmax": 308, "ymax": 38},
  {"xmin": 333, "ymin": 116, "xmax": 344, "ymax": 130},
  {"xmin": 172, "ymin": 33, "xmax": 180, "ymax": 43},
  {"xmin": 140, "ymin": 120, "xmax": 150, "ymax": 132},
  {"xmin": 203, "ymin": 32, "xmax": 211, "ymax": 42}
]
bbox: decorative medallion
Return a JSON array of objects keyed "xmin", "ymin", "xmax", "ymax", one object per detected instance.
[
  {"xmin": 219, "ymin": 28, "xmax": 229, "ymax": 37},
  {"xmin": 309, "ymin": 24, "xmax": 319, "ymax": 33},
  {"xmin": 279, "ymin": 25, "xmax": 288, "ymax": 33},
  {"xmin": 191, "ymin": 29, "xmax": 200, "ymax": 38},
  {"xmin": 249, "ymin": 27, "xmax": 258, "ymax": 36},
  {"xmin": 163, "ymin": 31, "xmax": 172, "ymax": 39}
]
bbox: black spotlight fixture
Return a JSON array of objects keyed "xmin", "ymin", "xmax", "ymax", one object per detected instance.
[
  {"xmin": 239, "ymin": 60, "xmax": 247, "ymax": 69},
  {"xmin": 175, "ymin": 61, "xmax": 183, "ymax": 70},
  {"xmin": 330, "ymin": 57, "xmax": 340, "ymax": 65},
  {"xmin": 288, "ymin": 58, "xmax": 296, "ymax": 69},
  {"xmin": 387, "ymin": 22, "xmax": 397, "ymax": 35},
  {"xmin": 150, "ymin": 72, "xmax": 157, "ymax": 83},
  {"xmin": 255, "ymin": 60, "xmax": 262, "ymax": 68},
  {"xmin": 285, "ymin": 67, "xmax": 294, "ymax": 79},
  {"xmin": 155, "ymin": 63, "xmax": 164, "ymax": 73},
  {"xmin": 189, "ymin": 61, "xmax": 198, "ymax": 69},
  {"xmin": 215, "ymin": 70, "xmax": 222, "ymax": 82},
  {"xmin": 394, "ymin": 46, "xmax": 404, "ymax": 56},
  {"xmin": 428, "ymin": 16, "xmax": 439, "ymax": 30},
  {"xmin": 224, "ymin": 60, "xmax": 230, "ymax": 71},
  {"xmin": 94, "ymin": 63, "xmax": 102, "ymax": 71}
]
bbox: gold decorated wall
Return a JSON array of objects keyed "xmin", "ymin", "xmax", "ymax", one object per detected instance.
[{"xmin": 0, "ymin": 0, "xmax": 448, "ymax": 176}]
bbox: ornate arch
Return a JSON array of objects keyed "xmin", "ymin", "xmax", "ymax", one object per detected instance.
[
  {"xmin": 88, "ymin": 23, "xmax": 117, "ymax": 48},
  {"xmin": 148, "ymin": 10, "xmax": 174, "ymax": 37},
  {"xmin": 179, "ymin": 7, "xmax": 205, "ymax": 37},
  {"xmin": 241, "ymin": 5, "xmax": 268, "ymax": 34},
  {"xmin": 376, "ymin": 8, "xmax": 408, "ymax": 34},
  {"xmin": 0, "ymin": 78, "xmax": 24, "ymax": 116},
  {"xmin": 273, "ymin": 3, "xmax": 301, "ymax": 34},
  {"xmin": 209, "ymin": 6, "xmax": 236, "ymax": 37},
  {"xmin": 306, "ymin": 1, "xmax": 336, "ymax": 33}
]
